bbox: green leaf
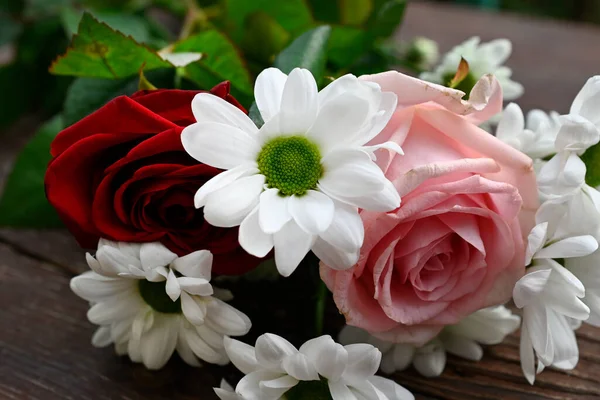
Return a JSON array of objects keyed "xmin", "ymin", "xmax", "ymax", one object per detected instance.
[
  {"xmin": 274, "ymin": 25, "xmax": 331, "ymax": 81},
  {"xmin": 327, "ymin": 26, "xmax": 369, "ymax": 68},
  {"xmin": 241, "ymin": 11, "xmax": 290, "ymax": 64},
  {"xmin": 340, "ymin": 0, "xmax": 373, "ymax": 25},
  {"xmin": 225, "ymin": 0, "xmax": 313, "ymax": 43},
  {"xmin": 63, "ymin": 69, "xmax": 174, "ymax": 127},
  {"xmin": 582, "ymin": 144, "xmax": 600, "ymax": 187},
  {"xmin": 0, "ymin": 14, "xmax": 22, "ymax": 46},
  {"xmin": 50, "ymin": 12, "xmax": 172, "ymax": 79},
  {"xmin": 173, "ymin": 30, "xmax": 253, "ymax": 96},
  {"xmin": 367, "ymin": 0, "xmax": 406, "ymax": 38},
  {"xmin": 63, "ymin": 77, "xmax": 137, "ymax": 127},
  {"xmin": 60, "ymin": 7, "xmax": 152, "ymax": 44},
  {"xmin": 24, "ymin": 0, "xmax": 73, "ymax": 18},
  {"xmin": 0, "ymin": 116, "xmax": 64, "ymax": 228}
]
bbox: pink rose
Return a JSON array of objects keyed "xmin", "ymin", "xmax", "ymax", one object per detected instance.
[{"xmin": 321, "ymin": 72, "xmax": 538, "ymax": 345}]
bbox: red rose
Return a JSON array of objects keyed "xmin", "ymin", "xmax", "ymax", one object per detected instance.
[{"xmin": 45, "ymin": 82, "xmax": 261, "ymax": 275}]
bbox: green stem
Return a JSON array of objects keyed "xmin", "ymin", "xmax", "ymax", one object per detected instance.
[{"xmin": 315, "ymin": 279, "xmax": 328, "ymax": 336}]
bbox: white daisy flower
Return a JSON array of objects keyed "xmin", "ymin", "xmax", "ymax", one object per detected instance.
[
  {"xmin": 339, "ymin": 305, "xmax": 520, "ymax": 378},
  {"xmin": 70, "ymin": 239, "xmax": 251, "ymax": 370},
  {"xmin": 214, "ymin": 333, "xmax": 414, "ymax": 400},
  {"xmin": 182, "ymin": 67, "xmax": 402, "ymax": 277},
  {"xmin": 420, "ymin": 36, "xmax": 523, "ymax": 100}
]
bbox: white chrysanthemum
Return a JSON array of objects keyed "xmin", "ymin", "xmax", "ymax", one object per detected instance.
[
  {"xmin": 566, "ymin": 250, "xmax": 600, "ymax": 327},
  {"xmin": 182, "ymin": 67, "xmax": 402, "ymax": 277},
  {"xmin": 70, "ymin": 239, "xmax": 251, "ymax": 370},
  {"xmin": 214, "ymin": 333, "xmax": 414, "ymax": 400},
  {"xmin": 339, "ymin": 306, "xmax": 520, "ymax": 378},
  {"xmin": 420, "ymin": 36, "xmax": 523, "ymax": 100},
  {"xmin": 496, "ymin": 103, "xmax": 561, "ymax": 159}
]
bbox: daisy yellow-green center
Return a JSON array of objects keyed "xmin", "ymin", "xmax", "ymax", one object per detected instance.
[
  {"xmin": 257, "ymin": 136, "xmax": 323, "ymax": 196},
  {"xmin": 138, "ymin": 280, "xmax": 181, "ymax": 314}
]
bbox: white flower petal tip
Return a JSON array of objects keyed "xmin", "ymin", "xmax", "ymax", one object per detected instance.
[
  {"xmin": 221, "ymin": 332, "xmax": 414, "ymax": 400},
  {"xmin": 337, "ymin": 305, "xmax": 521, "ymax": 378},
  {"xmin": 72, "ymin": 240, "xmax": 250, "ymax": 370},
  {"xmin": 181, "ymin": 66, "xmax": 401, "ymax": 277}
]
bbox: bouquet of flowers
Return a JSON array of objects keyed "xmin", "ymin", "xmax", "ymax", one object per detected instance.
[{"xmin": 4, "ymin": 1, "xmax": 600, "ymax": 398}]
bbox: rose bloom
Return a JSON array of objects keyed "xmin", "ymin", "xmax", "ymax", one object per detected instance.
[
  {"xmin": 45, "ymin": 82, "xmax": 260, "ymax": 275},
  {"xmin": 321, "ymin": 72, "xmax": 538, "ymax": 345}
]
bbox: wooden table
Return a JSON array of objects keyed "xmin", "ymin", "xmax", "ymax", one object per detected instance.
[{"xmin": 2, "ymin": 2, "xmax": 600, "ymax": 399}]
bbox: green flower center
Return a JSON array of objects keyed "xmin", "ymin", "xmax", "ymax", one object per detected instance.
[
  {"xmin": 257, "ymin": 135, "xmax": 323, "ymax": 196},
  {"xmin": 286, "ymin": 380, "xmax": 332, "ymax": 400},
  {"xmin": 442, "ymin": 71, "xmax": 479, "ymax": 99},
  {"xmin": 138, "ymin": 280, "xmax": 181, "ymax": 314}
]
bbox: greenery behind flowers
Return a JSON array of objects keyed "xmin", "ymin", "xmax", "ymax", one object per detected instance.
[{"xmin": 0, "ymin": 0, "xmax": 407, "ymax": 229}]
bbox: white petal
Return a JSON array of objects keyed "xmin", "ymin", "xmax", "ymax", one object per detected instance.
[
  {"xmin": 194, "ymin": 164, "xmax": 259, "ymax": 208},
  {"xmin": 237, "ymin": 370, "xmax": 282, "ymax": 400},
  {"xmin": 259, "ymin": 375, "xmax": 299, "ymax": 399},
  {"xmin": 206, "ymin": 298, "xmax": 252, "ymax": 336},
  {"xmin": 181, "ymin": 292, "xmax": 208, "ymax": 326},
  {"xmin": 239, "ymin": 206, "xmax": 274, "ymax": 257},
  {"xmin": 171, "ymin": 250, "xmax": 213, "ymax": 280},
  {"xmin": 255, "ymin": 67, "xmax": 288, "ymax": 122},
  {"xmin": 319, "ymin": 202, "xmax": 363, "ymax": 253},
  {"xmin": 312, "ymin": 237, "xmax": 359, "ymax": 270},
  {"xmin": 300, "ymin": 335, "xmax": 348, "ymax": 381},
  {"xmin": 214, "ymin": 387, "xmax": 241, "ymax": 400},
  {"xmin": 534, "ymin": 235, "xmax": 598, "ymax": 260},
  {"xmin": 177, "ymin": 277, "xmax": 214, "ymax": 297},
  {"xmin": 140, "ymin": 314, "xmax": 179, "ymax": 370},
  {"xmin": 328, "ymin": 381, "xmax": 357, "ymax": 400},
  {"xmin": 273, "ymin": 220, "xmax": 316, "ymax": 277},
  {"xmin": 413, "ymin": 339, "xmax": 446, "ymax": 378},
  {"xmin": 393, "ymin": 344, "xmax": 416, "ymax": 371},
  {"xmin": 255, "ymin": 333, "xmax": 298, "ymax": 370},
  {"xmin": 289, "ymin": 190, "xmax": 335, "ymax": 234},
  {"xmin": 279, "ymin": 68, "xmax": 318, "ymax": 134},
  {"xmin": 166, "ymin": 268, "xmax": 181, "ymax": 301},
  {"xmin": 140, "ymin": 242, "xmax": 178, "ymax": 271},
  {"xmin": 70, "ymin": 271, "xmax": 132, "ymax": 302},
  {"xmin": 513, "ymin": 268, "xmax": 552, "ymax": 308},
  {"xmin": 496, "ymin": 103, "xmax": 525, "ymax": 144},
  {"xmin": 87, "ymin": 294, "xmax": 143, "ymax": 325},
  {"xmin": 191, "ymin": 92, "xmax": 258, "ymax": 134},
  {"xmin": 441, "ymin": 335, "xmax": 483, "ymax": 361},
  {"xmin": 525, "ymin": 222, "xmax": 548, "ymax": 265},
  {"xmin": 182, "ymin": 122, "xmax": 260, "ymax": 169},
  {"xmin": 320, "ymin": 150, "xmax": 385, "ymax": 197},
  {"xmin": 184, "ymin": 325, "xmax": 229, "ymax": 365},
  {"xmin": 204, "ymin": 174, "xmax": 265, "ymax": 227},
  {"xmin": 570, "ymin": 75, "xmax": 600, "ymax": 125},
  {"xmin": 519, "ymin": 323, "xmax": 536, "ymax": 385},
  {"xmin": 343, "ymin": 343, "xmax": 381, "ymax": 382},
  {"xmin": 555, "ymin": 114, "xmax": 599, "ymax": 154},
  {"xmin": 368, "ymin": 376, "xmax": 415, "ymax": 400},
  {"xmin": 281, "ymin": 352, "xmax": 320, "ymax": 381},
  {"xmin": 362, "ymin": 141, "xmax": 404, "ymax": 160},
  {"xmin": 307, "ymin": 94, "xmax": 370, "ymax": 152},
  {"xmin": 524, "ymin": 304, "xmax": 553, "ymax": 365},
  {"xmin": 176, "ymin": 334, "xmax": 202, "ymax": 367},
  {"xmin": 259, "ymin": 189, "xmax": 292, "ymax": 234},
  {"xmin": 479, "ymin": 38, "xmax": 512, "ymax": 65},
  {"xmin": 224, "ymin": 336, "xmax": 259, "ymax": 374},
  {"xmin": 91, "ymin": 326, "xmax": 113, "ymax": 347}
]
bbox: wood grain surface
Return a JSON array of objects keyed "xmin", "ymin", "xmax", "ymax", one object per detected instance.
[{"xmin": 2, "ymin": 1, "xmax": 600, "ymax": 399}]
